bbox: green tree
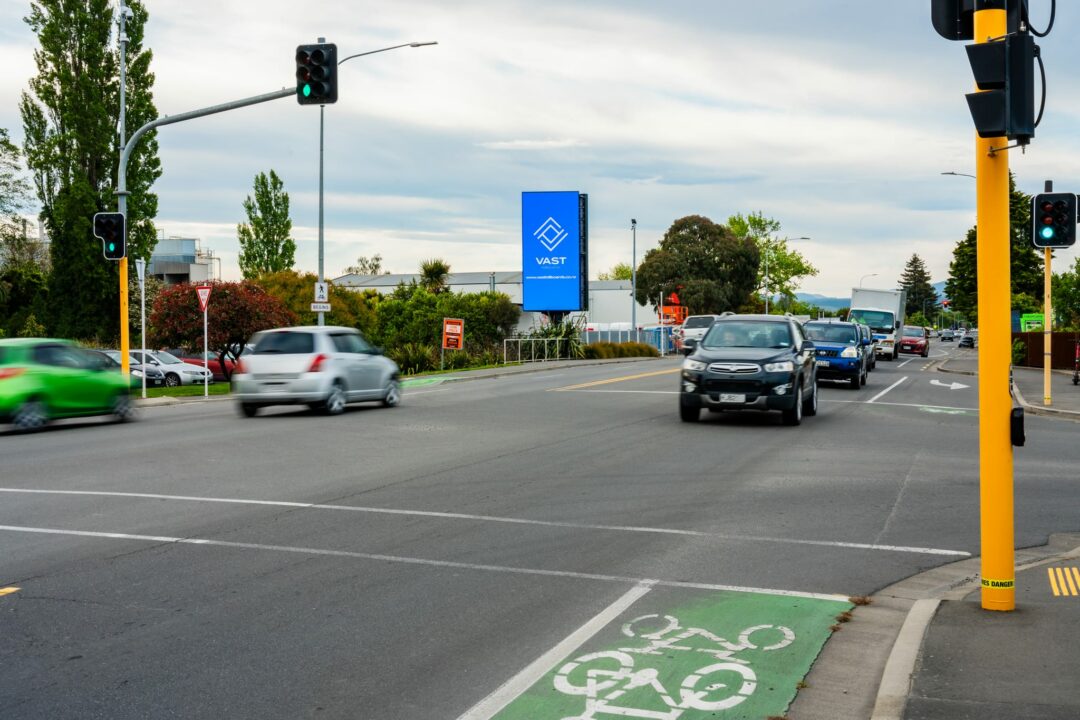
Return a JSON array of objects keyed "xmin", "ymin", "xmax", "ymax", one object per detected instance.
[
  {"xmin": 419, "ymin": 258, "xmax": 451, "ymax": 294},
  {"xmin": 20, "ymin": 0, "xmax": 161, "ymax": 339},
  {"xmin": 634, "ymin": 215, "xmax": 759, "ymax": 314},
  {"xmin": 945, "ymin": 173, "xmax": 1044, "ymax": 323},
  {"xmin": 237, "ymin": 170, "xmax": 295, "ymax": 279},
  {"xmin": 343, "ymin": 253, "xmax": 390, "ymax": 276},
  {"xmin": 597, "ymin": 262, "xmax": 632, "ymax": 281},
  {"xmin": 0, "ymin": 128, "xmax": 31, "ymax": 220},
  {"xmin": 1052, "ymin": 258, "xmax": 1080, "ymax": 330},
  {"xmin": 727, "ymin": 211, "xmax": 818, "ymax": 308},
  {"xmin": 898, "ymin": 253, "xmax": 938, "ymax": 317},
  {"xmin": 127, "ymin": 269, "xmax": 164, "ymax": 338},
  {"xmin": 255, "ymin": 270, "xmax": 376, "ymax": 333}
]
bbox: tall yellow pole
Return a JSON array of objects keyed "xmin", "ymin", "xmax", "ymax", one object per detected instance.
[
  {"xmin": 120, "ymin": 257, "xmax": 130, "ymax": 376},
  {"xmin": 975, "ymin": 3, "xmax": 1014, "ymax": 611},
  {"xmin": 1044, "ymin": 248, "xmax": 1052, "ymax": 406}
]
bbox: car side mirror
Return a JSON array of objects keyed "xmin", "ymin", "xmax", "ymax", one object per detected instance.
[
  {"xmin": 862, "ymin": 338, "xmax": 872, "ymax": 346},
  {"xmin": 895, "ymin": 321, "xmax": 901, "ymax": 330},
  {"xmin": 801, "ymin": 340, "xmax": 815, "ymax": 352},
  {"xmin": 683, "ymin": 338, "xmax": 698, "ymax": 350},
  {"xmin": 371, "ymin": 346, "xmax": 384, "ymax": 356}
]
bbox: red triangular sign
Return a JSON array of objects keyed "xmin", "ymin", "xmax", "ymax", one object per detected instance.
[{"xmin": 196, "ymin": 285, "xmax": 212, "ymax": 313}]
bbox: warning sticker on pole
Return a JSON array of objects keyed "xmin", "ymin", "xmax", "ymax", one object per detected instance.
[
  {"xmin": 442, "ymin": 318, "xmax": 464, "ymax": 350},
  {"xmin": 196, "ymin": 285, "xmax": 212, "ymax": 313}
]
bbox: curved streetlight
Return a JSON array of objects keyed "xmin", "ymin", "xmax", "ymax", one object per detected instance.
[
  {"xmin": 315, "ymin": 40, "xmax": 438, "ymax": 325},
  {"xmin": 859, "ymin": 273, "xmax": 878, "ymax": 288},
  {"xmin": 941, "ymin": 171, "xmax": 977, "ymax": 179}
]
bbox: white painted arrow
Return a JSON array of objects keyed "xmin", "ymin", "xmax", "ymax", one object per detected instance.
[{"xmin": 930, "ymin": 379, "xmax": 969, "ymax": 390}]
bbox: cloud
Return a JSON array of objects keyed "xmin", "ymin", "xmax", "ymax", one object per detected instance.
[{"xmin": 477, "ymin": 139, "xmax": 588, "ymax": 151}]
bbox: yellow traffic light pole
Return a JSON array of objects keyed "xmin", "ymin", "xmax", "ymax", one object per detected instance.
[
  {"xmin": 119, "ymin": 258, "xmax": 130, "ymax": 375},
  {"xmin": 974, "ymin": 3, "xmax": 1015, "ymax": 611}
]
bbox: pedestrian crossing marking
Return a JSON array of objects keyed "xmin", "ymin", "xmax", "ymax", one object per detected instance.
[{"xmin": 1048, "ymin": 567, "xmax": 1080, "ymax": 597}]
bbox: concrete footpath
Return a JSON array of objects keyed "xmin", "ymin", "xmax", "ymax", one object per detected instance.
[{"xmin": 789, "ymin": 349, "xmax": 1080, "ymax": 720}]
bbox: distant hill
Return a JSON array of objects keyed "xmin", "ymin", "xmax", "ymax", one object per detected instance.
[{"xmin": 796, "ymin": 281, "xmax": 948, "ymax": 311}]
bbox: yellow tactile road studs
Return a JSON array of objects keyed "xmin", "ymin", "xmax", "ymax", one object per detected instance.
[
  {"xmin": 0, "ymin": 587, "xmax": 20, "ymax": 597},
  {"xmin": 1048, "ymin": 567, "xmax": 1080, "ymax": 597}
]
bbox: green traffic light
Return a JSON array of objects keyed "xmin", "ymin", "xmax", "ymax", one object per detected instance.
[
  {"xmin": 1041, "ymin": 226, "xmax": 1055, "ymax": 240},
  {"xmin": 303, "ymin": 84, "xmax": 311, "ymax": 97},
  {"xmin": 108, "ymin": 242, "xmax": 115, "ymax": 251}
]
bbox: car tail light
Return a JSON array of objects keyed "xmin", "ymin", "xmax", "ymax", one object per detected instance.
[
  {"xmin": 0, "ymin": 368, "xmax": 25, "ymax": 381},
  {"xmin": 307, "ymin": 353, "xmax": 329, "ymax": 373},
  {"xmin": 235, "ymin": 358, "xmax": 247, "ymax": 374}
]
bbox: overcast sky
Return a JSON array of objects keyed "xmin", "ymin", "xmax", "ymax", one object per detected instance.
[{"xmin": 1, "ymin": 1, "xmax": 1078, "ymax": 297}]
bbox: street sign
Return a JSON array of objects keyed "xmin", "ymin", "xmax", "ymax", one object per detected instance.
[
  {"xmin": 442, "ymin": 318, "xmax": 464, "ymax": 350},
  {"xmin": 134, "ymin": 258, "xmax": 145, "ymax": 283},
  {"xmin": 314, "ymin": 282, "xmax": 329, "ymax": 303},
  {"xmin": 311, "ymin": 302, "xmax": 331, "ymax": 313},
  {"xmin": 196, "ymin": 285, "xmax": 212, "ymax": 313}
]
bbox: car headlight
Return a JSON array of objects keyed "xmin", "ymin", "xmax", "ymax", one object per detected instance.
[
  {"xmin": 682, "ymin": 358, "xmax": 707, "ymax": 372},
  {"xmin": 763, "ymin": 360, "xmax": 794, "ymax": 372},
  {"xmin": 841, "ymin": 346, "xmax": 859, "ymax": 358}
]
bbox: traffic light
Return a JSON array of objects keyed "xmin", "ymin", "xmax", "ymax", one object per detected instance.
[
  {"xmin": 965, "ymin": 30, "xmax": 1036, "ymax": 143},
  {"xmin": 295, "ymin": 43, "xmax": 337, "ymax": 105},
  {"xmin": 93, "ymin": 212, "xmax": 126, "ymax": 260},
  {"xmin": 1032, "ymin": 193, "xmax": 1077, "ymax": 248}
]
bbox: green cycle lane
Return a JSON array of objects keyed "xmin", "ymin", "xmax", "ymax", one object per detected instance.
[{"xmin": 490, "ymin": 586, "xmax": 851, "ymax": 720}]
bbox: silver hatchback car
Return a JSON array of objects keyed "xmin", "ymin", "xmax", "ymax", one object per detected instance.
[{"xmin": 232, "ymin": 326, "xmax": 401, "ymax": 417}]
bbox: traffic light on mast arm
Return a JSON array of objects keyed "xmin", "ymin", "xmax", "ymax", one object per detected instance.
[
  {"xmin": 1032, "ymin": 193, "xmax": 1077, "ymax": 249},
  {"xmin": 964, "ymin": 29, "xmax": 1037, "ymax": 144},
  {"xmin": 93, "ymin": 212, "xmax": 126, "ymax": 260},
  {"xmin": 295, "ymin": 43, "xmax": 337, "ymax": 105}
]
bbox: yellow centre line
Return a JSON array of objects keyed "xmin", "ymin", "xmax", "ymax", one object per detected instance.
[
  {"xmin": 0, "ymin": 587, "xmax": 20, "ymax": 597},
  {"xmin": 549, "ymin": 367, "xmax": 681, "ymax": 392}
]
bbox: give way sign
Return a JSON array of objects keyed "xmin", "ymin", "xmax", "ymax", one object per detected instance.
[{"xmin": 196, "ymin": 285, "xmax": 212, "ymax": 313}]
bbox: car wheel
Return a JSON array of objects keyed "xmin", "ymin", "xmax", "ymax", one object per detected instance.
[
  {"xmin": 922, "ymin": 349, "xmax": 929, "ymax": 358},
  {"xmin": 322, "ymin": 381, "xmax": 346, "ymax": 415},
  {"xmin": 850, "ymin": 372, "xmax": 862, "ymax": 389},
  {"xmin": 165, "ymin": 373, "xmax": 181, "ymax": 387},
  {"xmin": 239, "ymin": 403, "xmax": 259, "ymax": 418},
  {"xmin": 679, "ymin": 403, "xmax": 700, "ymax": 423},
  {"xmin": 112, "ymin": 393, "xmax": 136, "ymax": 422},
  {"xmin": 803, "ymin": 378, "xmax": 818, "ymax": 416},
  {"xmin": 382, "ymin": 379, "xmax": 401, "ymax": 408},
  {"xmin": 12, "ymin": 398, "xmax": 48, "ymax": 432},
  {"xmin": 782, "ymin": 383, "xmax": 803, "ymax": 426}
]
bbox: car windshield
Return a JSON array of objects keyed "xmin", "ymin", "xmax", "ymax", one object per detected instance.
[
  {"xmin": 701, "ymin": 321, "xmax": 791, "ymax": 349},
  {"xmin": 902, "ymin": 327, "xmax": 924, "ymax": 338},
  {"xmin": 253, "ymin": 331, "xmax": 315, "ymax": 355},
  {"xmin": 683, "ymin": 316, "xmax": 715, "ymax": 329},
  {"xmin": 848, "ymin": 309, "xmax": 894, "ymax": 333},
  {"xmin": 804, "ymin": 325, "xmax": 857, "ymax": 344},
  {"xmin": 152, "ymin": 351, "xmax": 183, "ymax": 365}
]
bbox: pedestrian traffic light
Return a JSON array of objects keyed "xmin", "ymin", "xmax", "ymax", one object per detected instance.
[
  {"xmin": 965, "ymin": 30, "xmax": 1036, "ymax": 143},
  {"xmin": 295, "ymin": 43, "xmax": 337, "ymax": 105},
  {"xmin": 93, "ymin": 212, "xmax": 126, "ymax": 260},
  {"xmin": 1032, "ymin": 193, "xmax": 1077, "ymax": 248}
]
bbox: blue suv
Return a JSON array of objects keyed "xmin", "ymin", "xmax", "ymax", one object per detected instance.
[{"xmin": 803, "ymin": 320, "xmax": 869, "ymax": 389}]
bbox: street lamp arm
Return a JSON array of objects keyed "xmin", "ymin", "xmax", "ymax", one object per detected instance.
[{"xmin": 339, "ymin": 41, "xmax": 438, "ymax": 65}]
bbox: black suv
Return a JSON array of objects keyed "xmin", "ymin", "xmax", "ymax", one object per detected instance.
[{"xmin": 679, "ymin": 314, "xmax": 818, "ymax": 425}]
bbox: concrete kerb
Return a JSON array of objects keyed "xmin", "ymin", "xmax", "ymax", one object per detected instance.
[
  {"xmin": 936, "ymin": 356, "xmax": 1080, "ymax": 420},
  {"xmin": 133, "ymin": 356, "xmax": 668, "ymax": 408}
]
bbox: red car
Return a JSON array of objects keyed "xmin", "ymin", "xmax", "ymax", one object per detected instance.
[
  {"xmin": 897, "ymin": 326, "xmax": 929, "ymax": 357},
  {"xmin": 160, "ymin": 348, "xmax": 239, "ymax": 381}
]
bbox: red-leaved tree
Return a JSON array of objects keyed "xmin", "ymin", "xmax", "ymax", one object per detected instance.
[{"xmin": 150, "ymin": 281, "xmax": 296, "ymax": 380}]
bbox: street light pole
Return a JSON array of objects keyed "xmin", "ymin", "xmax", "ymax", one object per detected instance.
[
  {"xmin": 316, "ymin": 39, "xmax": 437, "ymax": 327},
  {"xmin": 859, "ymin": 273, "xmax": 878, "ymax": 288},
  {"xmin": 630, "ymin": 218, "xmax": 637, "ymax": 338}
]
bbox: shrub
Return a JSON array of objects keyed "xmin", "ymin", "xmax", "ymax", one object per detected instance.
[
  {"xmin": 390, "ymin": 342, "xmax": 436, "ymax": 375},
  {"xmin": 583, "ymin": 341, "xmax": 659, "ymax": 359},
  {"xmin": 1011, "ymin": 338, "xmax": 1027, "ymax": 366}
]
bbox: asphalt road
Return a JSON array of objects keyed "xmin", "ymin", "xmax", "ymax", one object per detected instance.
[{"xmin": 1, "ymin": 344, "xmax": 1077, "ymax": 718}]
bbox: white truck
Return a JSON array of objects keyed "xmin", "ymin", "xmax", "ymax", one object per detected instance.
[{"xmin": 848, "ymin": 287, "xmax": 907, "ymax": 360}]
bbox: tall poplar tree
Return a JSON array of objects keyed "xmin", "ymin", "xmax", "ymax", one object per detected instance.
[
  {"xmin": 20, "ymin": 0, "xmax": 161, "ymax": 340},
  {"xmin": 237, "ymin": 170, "xmax": 296, "ymax": 279}
]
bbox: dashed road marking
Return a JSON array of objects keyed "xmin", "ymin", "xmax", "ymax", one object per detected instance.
[
  {"xmin": 1049, "ymin": 567, "xmax": 1080, "ymax": 596},
  {"xmin": 867, "ymin": 376, "xmax": 908, "ymax": 403},
  {"xmin": 550, "ymin": 368, "xmax": 680, "ymax": 392},
  {"xmin": 0, "ymin": 587, "xmax": 20, "ymax": 597}
]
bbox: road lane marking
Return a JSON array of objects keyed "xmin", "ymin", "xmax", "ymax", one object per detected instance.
[
  {"xmin": 457, "ymin": 582, "xmax": 654, "ymax": 720},
  {"xmin": 549, "ymin": 368, "xmax": 680, "ymax": 392},
  {"xmin": 897, "ymin": 358, "xmax": 916, "ymax": 368},
  {"xmin": 868, "ymin": 376, "xmax": 907, "ymax": 404},
  {"xmin": 1050, "ymin": 567, "xmax": 1080, "ymax": 596},
  {"xmin": 823, "ymin": 399, "xmax": 978, "ymax": 412},
  {"xmin": 0, "ymin": 587, "xmax": 20, "ymax": 597},
  {"xmin": 0, "ymin": 489, "xmax": 969, "ymax": 557},
  {"xmin": 0, "ymin": 524, "xmax": 848, "ymax": 601}
]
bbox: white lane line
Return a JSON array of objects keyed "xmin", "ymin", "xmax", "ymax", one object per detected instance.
[
  {"xmin": 897, "ymin": 358, "xmax": 916, "ymax": 368},
  {"xmin": 0, "ymin": 489, "xmax": 969, "ymax": 557},
  {"xmin": 0, "ymin": 524, "xmax": 848, "ymax": 601},
  {"xmin": 868, "ymin": 376, "xmax": 908, "ymax": 404},
  {"xmin": 822, "ymin": 399, "xmax": 977, "ymax": 412},
  {"xmin": 457, "ymin": 582, "xmax": 653, "ymax": 720},
  {"xmin": 565, "ymin": 389, "xmax": 679, "ymax": 394}
]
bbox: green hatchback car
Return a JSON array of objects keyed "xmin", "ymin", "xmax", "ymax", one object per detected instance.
[{"xmin": 0, "ymin": 338, "xmax": 137, "ymax": 432}]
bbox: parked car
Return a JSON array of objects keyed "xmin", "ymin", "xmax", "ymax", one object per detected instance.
[
  {"xmin": 675, "ymin": 314, "xmax": 723, "ymax": 355},
  {"xmin": 856, "ymin": 322, "xmax": 877, "ymax": 371},
  {"xmin": 802, "ymin": 320, "xmax": 869, "ymax": 388},
  {"xmin": 959, "ymin": 334, "xmax": 976, "ymax": 348},
  {"xmin": 98, "ymin": 350, "xmax": 166, "ymax": 387},
  {"xmin": 231, "ymin": 326, "xmax": 401, "ymax": 417},
  {"xmin": 898, "ymin": 325, "xmax": 929, "ymax": 357},
  {"xmin": 129, "ymin": 350, "xmax": 213, "ymax": 387},
  {"xmin": 679, "ymin": 314, "xmax": 818, "ymax": 425},
  {"xmin": 160, "ymin": 348, "xmax": 242, "ymax": 381},
  {"xmin": 1, "ymin": 338, "xmax": 136, "ymax": 431},
  {"xmin": 941, "ymin": 329, "xmax": 956, "ymax": 342}
]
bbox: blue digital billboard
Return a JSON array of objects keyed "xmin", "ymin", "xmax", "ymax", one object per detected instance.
[{"xmin": 522, "ymin": 191, "xmax": 587, "ymax": 312}]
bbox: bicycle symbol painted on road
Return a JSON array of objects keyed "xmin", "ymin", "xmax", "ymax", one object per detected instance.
[{"xmin": 552, "ymin": 613, "xmax": 796, "ymax": 719}]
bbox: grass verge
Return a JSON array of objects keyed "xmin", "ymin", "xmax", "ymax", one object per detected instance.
[{"xmin": 143, "ymin": 383, "xmax": 231, "ymax": 398}]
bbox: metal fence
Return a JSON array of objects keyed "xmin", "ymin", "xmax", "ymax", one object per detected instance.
[{"xmin": 503, "ymin": 338, "xmax": 568, "ymax": 364}]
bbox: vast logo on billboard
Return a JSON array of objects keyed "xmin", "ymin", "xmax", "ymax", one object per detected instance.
[{"xmin": 522, "ymin": 191, "xmax": 587, "ymax": 312}]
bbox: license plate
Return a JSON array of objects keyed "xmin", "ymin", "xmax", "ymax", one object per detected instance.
[
  {"xmin": 902, "ymin": 345, "xmax": 912, "ymax": 350},
  {"xmin": 816, "ymin": 359, "xmax": 830, "ymax": 367},
  {"xmin": 719, "ymin": 393, "xmax": 746, "ymax": 403}
]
